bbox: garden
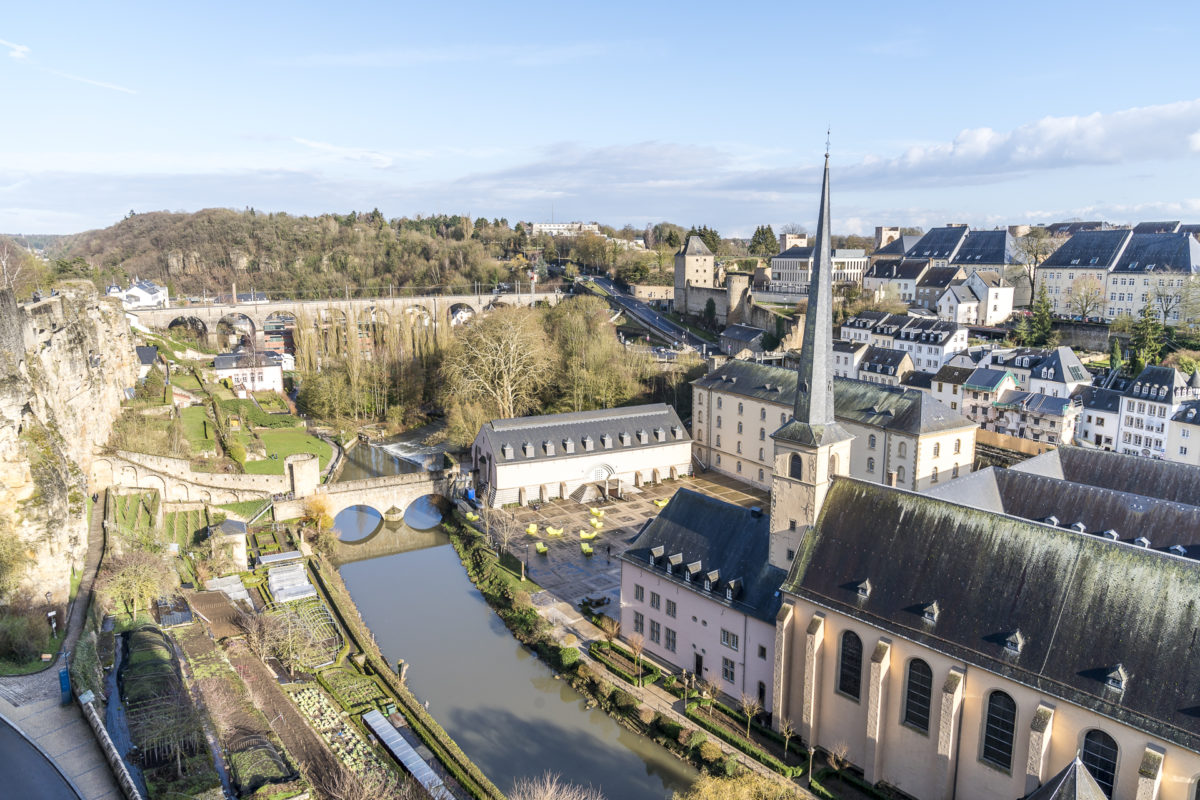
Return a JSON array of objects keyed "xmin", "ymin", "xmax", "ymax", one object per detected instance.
[{"xmin": 288, "ymin": 684, "xmax": 394, "ymax": 786}]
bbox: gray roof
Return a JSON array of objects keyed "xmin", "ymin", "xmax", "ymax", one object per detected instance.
[
  {"xmin": 695, "ymin": 360, "xmax": 976, "ymax": 435},
  {"xmin": 135, "ymin": 345, "xmax": 158, "ymax": 366},
  {"xmin": 1074, "ymin": 385, "xmax": 1122, "ymax": 413},
  {"xmin": 1023, "ymin": 758, "xmax": 1107, "ymax": 800},
  {"xmin": 991, "ymin": 347, "xmax": 1090, "ymax": 384},
  {"xmin": 1112, "ymin": 232, "xmax": 1200, "ymax": 274},
  {"xmin": 1015, "ymin": 445, "xmax": 1200, "ymax": 506},
  {"xmin": 859, "ymin": 346, "xmax": 909, "ymax": 374},
  {"xmin": 681, "ymin": 235, "xmax": 712, "ymax": 256},
  {"xmin": 995, "ymin": 389, "xmax": 1075, "ymax": 416},
  {"xmin": 932, "ymin": 364, "xmax": 975, "ymax": 385},
  {"xmin": 721, "ymin": 324, "xmax": 766, "ymax": 342},
  {"xmin": 784, "ymin": 477, "xmax": 1200, "ymax": 752},
  {"xmin": 1124, "ymin": 365, "xmax": 1190, "ymax": 399},
  {"xmin": 901, "ymin": 371, "xmax": 934, "ymax": 390},
  {"xmin": 915, "ymin": 266, "xmax": 963, "ymax": 290},
  {"xmin": 477, "ymin": 403, "xmax": 689, "ymax": 465},
  {"xmin": 1173, "ymin": 399, "xmax": 1200, "ymax": 426},
  {"xmin": 1046, "ymin": 221, "xmax": 1106, "ymax": 236},
  {"xmin": 874, "ymin": 235, "xmax": 921, "ymax": 257},
  {"xmin": 864, "ymin": 258, "xmax": 928, "ymax": 281},
  {"xmin": 214, "ymin": 351, "xmax": 278, "ymax": 370},
  {"xmin": 621, "ymin": 488, "xmax": 784, "ymax": 624},
  {"xmin": 832, "ymin": 340, "xmax": 866, "ymax": 355},
  {"xmin": 211, "ymin": 519, "xmax": 247, "ymax": 536},
  {"xmin": 963, "ymin": 367, "xmax": 1012, "ymax": 392},
  {"xmin": 773, "ymin": 245, "xmax": 814, "ymax": 260},
  {"xmin": 945, "ymin": 283, "xmax": 978, "ymax": 303},
  {"xmin": 951, "ymin": 229, "xmax": 1019, "ymax": 265},
  {"xmin": 1041, "ymin": 229, "xmax": 1131, "ymax": 269},
  {"xmin": 1132, "ymin": 221, "xmax": 1181, "ymax": 234},
  {"xmin": 904, "ymin": 226, "xmax": 969, "ymax": 260}
]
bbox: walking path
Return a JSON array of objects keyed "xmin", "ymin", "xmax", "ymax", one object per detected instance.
[{"xmin": 0, "ymin": 491, "xmax": 122, "ymax": 800}]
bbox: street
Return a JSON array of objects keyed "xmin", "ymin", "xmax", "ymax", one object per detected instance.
[{"xmin": 586, "ymin": 276, "xmax": 713, "ymax": 352}]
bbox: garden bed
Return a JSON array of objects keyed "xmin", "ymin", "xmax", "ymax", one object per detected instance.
[{"xmin": 589, "ymin": 640, "xmax": 661, "ymax": 687}]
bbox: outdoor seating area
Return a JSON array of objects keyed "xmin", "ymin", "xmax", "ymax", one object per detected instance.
[
  {"xmin": 525, "ymin": 523, "xmax": 538, "ymax": 536},
  {"xmin": 589, "ymin": 507, "xmax": 605, "ymax": 518},
  {"xmin": 535, "ymin": 542, "xmax": 549, "ymax": 555},
  {"xmin": 579, "ymin": 530, "xmax": 598, "ymax": 541},
  {"xmin": 589, "ymin": 518, "xmax": 603, "ymax": 530}
]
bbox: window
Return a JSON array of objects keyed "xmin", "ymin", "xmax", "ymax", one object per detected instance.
[
  {"xmin": 898, "ymin": 442, "xmax": 907, "ymax": 458},
  {"xmin": 758, "ymin": 468, "xmax": 764, "ymax": 481},
  {"xmin": 722, "ymin": 657, "xmax": 735, "ymax": 682},
  {"xmin": 665, "ymin": 627, "xmax": 676, "ymax": 652},
  {"xmin": 666, "ymin": 599, "xmax": 676, "ymax": 618},
  {"xmin": 789, "ymin": 454, "xmax": 804, "ymax": 479},
  {"xmin": 760, "ymin": 408, "xmax": 766, "ymax": 421},
  {"xmin": 897, "ymin": 466, "xmax": 906, "ymax": 484},
  {"xmin": 650, "ymin": 592, "xmax": 661, "ymax": 610},
  {"xmin": 650, "ymin": 619, "xmax": 661, "ymax": 644},
  {"xmin": 933, "ymin": 443, "xmax": 940, "ymax": 457},
  {"xmin": 717, "ymin": 397, "xmax": 722, "ymax": 409},
  {"xmin": 737, "ymin": 421, "xmax": 743, "ymax": 434},
  {"xmin": 868, "ymin": 434, "xmax": 877, "ymax": 449},
  {"xmin": 738, "ymin": 402, "xmax": 743, "ymax": 415},
  {"xmin": 716, "ymin": 435, "xmax": 721, "ymax": 447},
  {"xmin": 903, "ymin": 659, "xmax": 933, "ymax": 732},
  {"xmin": 758, "ymin": 447, "xmax": 764, "ymax": 460},
  {"xmin": 838, "ymin": 631, "xmax": 863, "ymax": 700},
  {"xmin": 1081, "ymin": 730, "xmax": 1118, "ymax": 797},
  {"xmin": 954, "ymin": 438, "xmax": 961, "ymax": 454},
  {"xmin": 867, "ymin": 457, "xmax": 875, "ymax": 472},
  {"xmin": 931, "ymin": 466, "xmax": 939, "ymax": 483},
  {"xmin": 982, "ymin": 691, "xmax": 1017, "ymax": 770},
  {"xmin": 633, "ymin": 612, "xmax": 644, "ymax": 633},
  {"xmin": 717, "ymin": 416, "xmax": 722, "ymax": 428},
  {"xmin": 720, "ymin": 629, "xmax": 739, "ymax": 651},
  {"xmin": 758, "ymin": 645, "xmax": 767, "ymax": 660},
  {"xmin": 759, "ymin": 428, "xmax": 765, "ymax": 441},
  {"xmin": 634, "ymin": 584, "xmax": 644, "ymax": 602},
  {"xmin": 788, "ymin": 519, "xmax": 796, "ymax": 531}
]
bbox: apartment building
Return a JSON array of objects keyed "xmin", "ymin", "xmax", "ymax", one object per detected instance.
[{"xmin": 768, "ymin": 246, "xmax": 868, "ymax": 294}]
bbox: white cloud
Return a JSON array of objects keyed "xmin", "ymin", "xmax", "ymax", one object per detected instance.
[
  {"xmin": 0, "ymin": 35, "xmax": 135, "ymax": 93},
  {"xmin": 0, "ymin": 38, "xmax": 30, "ymax": 59}
]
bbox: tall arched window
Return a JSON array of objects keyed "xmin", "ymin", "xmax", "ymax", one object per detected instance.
[
  {"xmin": 867, "ymin": 457, "xmax": 876, "ymax": 472},
  {"xmin": 838, "ymin": 631, "xmax": 862, "ymax": 700},
  {"xmin": 897, "ymin": 465, "xmax": 906, "ymax": 484},
  {"xmin": 981, "ymin": 691, "xmax": 1017, "ymax": 770},
  {"xmin": 903, "ymin": 659, "xmax": 933, "ymax": 732},
  {"xmin": 868, "ymin": 434, "xmax": 877, "ymax": 449},
  {"xmin": 789, "ymin": 454, "xmax": 804, "ymax": 479},
  {"xmin": 898, "ymin": 441, "xmax": 908, "ymax": 458},
  {"xmin": 829, "ymin": 454, "xmax": 840, "ymax": 476},
  {"xmin": 1082, "ymin": 730, "xmax": 1118, "ymax": 797}
]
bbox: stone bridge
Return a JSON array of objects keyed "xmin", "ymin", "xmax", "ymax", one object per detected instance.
[
  {"xmin": 129, "ymin": 288, "xmax": 565, "ymax": 343},
  {"xmin": 272, "ymin": 469, "xmax": 460, "ymax": 521}
]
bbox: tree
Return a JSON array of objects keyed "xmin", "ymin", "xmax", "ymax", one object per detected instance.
[
  {"xmin": 748, "ymin": 225, "xmax": 779, "ymax": 256},
  {"xmin": 627, "ymin": 633, "xmax": 645, "ymax": 682},
  {"xmin": 1154, "ymin": 283, "xmax": 1184, "ymax": 325},
  {"xmin": 1065, "ymin": 276, "xmax": 1106, "ymax": 319},
  {"xmin": 700, "ymin": 677, "xmax": 721, "ymax": 717},
  {"xmin": 0, "ymin": 515, "xmax": 32, "ymax": 602},
  {"xmin": 778, "ymin": 717, "xmax": 796, "ymax": 762},
  {"xmin": 440, "ymin": 307, "xmax": 553, "ymax": 423},
  {"xmin": 482, "ymin": 506, "xmax": 521, "ymax": 556},
  {"xmin": 702, "ymin": 298, "xmax": 717, "ymax": 328},
  {"xmin": 510, "ymin": 772, "xmax": 605, "ymax": 800},
  {"xmin": 1131, "ymin": 301, "xmax": 1165, "ymax": 372},
  {"xmin": 738, "ymin": 693, "xmax": 762, "ymax": 739},
  {"xmin": 1030, "ymin": 284, "xmax": 1053, "ymax": 345},
  {"xmin": 97, "ymin": 551, "xmax": 170, "ymax": 618},
  {"xmin": 827, "ymin": 741, "xmax": 851, "ymax": 779},
  {"xmin": 303, "ymin": 494, "xmax": 334, "ymax": 545},
  {"xmin": 1109, "ymin": 337, "xmax": 1124, "ymax": 375},
  {"xmin": 780, "ymin": 223, "xmax": 807, "ymax": 236},
  {"xmin": 305, "ymin": 760, "xmax": 422, "ymax": 800},
  {"xmin": 1014, "ymin": 227, "xmax": 1065, "ymax": 297},
  {"xmin": 596, "ymin": 615, "xmax": 620, "ymax": 646},
  {"xmin": 0, "ymin": 238, "xmax": 43, "ymax": 299},
  {"xmin": 685, "ymin": 225, "xmax": 722, "ymax": 255},
  {"xmin": 672, "ymin": 772, "xmax": 804, "ymax": 800}
]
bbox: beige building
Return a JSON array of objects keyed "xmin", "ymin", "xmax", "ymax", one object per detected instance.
[
  {"xmin": 627, "ymin": 282, "xmax": 674, "ymax": 309},
  {"xmin": 692, "ymin": 360, "xmax": 977, "ymax": 492}
]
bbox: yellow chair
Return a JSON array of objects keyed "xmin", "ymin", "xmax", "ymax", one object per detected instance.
[
  {"xmin": 653, "ymin": 498, "xmax": 669, "ymax": 508},
  {"xmin": 546, "ymin": 526, "xmax": 564, "ymax": 537},
  {"xmin": 589, "ymin": 518, "xmax": 603, "ymax": 530},
  {"xmin": 535, "ymin": 542, "xmax": 548, "ymax": 555},
  {"xmin": 525, "ymin": 523, "xmax": 539, "ymax": 536},
  {"xmin": 465, "ymin": 511, "xmax": 480, "ymax": 522},
  {"xmin": 590, "ymin": 507, "xmax": 605, "ymax": 518},
  {"xmin": 580, "ymin": 530, "xmax": 598, "ymax": 541},
  {"xmin": 581, "ymin": 543, "xmax": 594, "ymax": 556}
]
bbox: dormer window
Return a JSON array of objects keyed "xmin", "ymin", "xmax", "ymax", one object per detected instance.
[
  {"xmin": 562, "ymin": 438, "xmax": 574, "ymax": 454},
  {"xmin": 1103, "ymin": 529, "xmax": 1119, "ymax": 540},
  {"xmin": 671, "ymin": 425, "xmax": 683, "ymax": 439},
  {"xmin": 502, "ymin": 443, "xmax": 514, "ymax": 460},
  {"xmin": 1070, "ymin": 522, "xmax": 1086, "ymax": 533},
  {"xmin": 583, "ymin": 435, "xmax": 594, "ymax": 451},
  {"xmin": 1106, "ymin": 664, "xmax": 1128, "ymax": 691},
  {"xmin": 857, "ymin": 579, "xmax": 872, "ymax": 599},
  {"xmin": 620, "ymin": 432, "xmax": 631, "ymax": 447},
  {"xmin": 649, "ymin": 545, "xmax": 664, "ymax": 564},
  {"xmin": 543, "ymin": 440, "xmax": 555, "ymax": 456},
  {"xmin": 685, "ymin": 561, "xmax": 702, "ymax": 583},
  {"xmin": 637, "ymin": 429, "xmax": 648, "ymax": 444},
  {"xmin": 922, "ymin": 601, "xmax": 940, "ymax": 623},
  {"xmin": 654, "ymin": 427, "xmax": 666, "ymax": 443},
  {"xmin": 1170, "ymin": 544, "xmax": 1187, "ymax": 556},
  {"xmin": 601, "ymin": 433, "xmax": 612, "ymax": 449},
  {"xmin": 522, "ymin": 441, "xmax": 534, "ymax": 458},
  {"xmin": 1134, "ymin": 536, "xmax": 1151, "ymax": 548},
  {"xmin": 667, "ymin": 553, "xmax": 683, "ymax": 575},
  {"xmin": 1044, "ymin": 515, "xmax": 1059, "ymax": 527},
  {"xmin": 1005, "ymin": 631, "xmax": 1024, "ymax": 655},
  {"xmin": 705, "ymin": 569, "xmax": 719, "ymax": 591}
]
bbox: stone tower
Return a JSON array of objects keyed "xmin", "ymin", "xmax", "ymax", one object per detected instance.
[
  {"xmin": 673, "ymin": 235, "xmax": 715, "ymax": 314},
  {"xmin": 768, "ymin": 149, "xmax": 854, "ymax": 570},
  {"xmin": 725, "ymin": 272, "xmax": 751, "ymax": 326}
]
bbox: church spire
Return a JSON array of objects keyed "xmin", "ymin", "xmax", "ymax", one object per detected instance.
[{"xmin": 791, "ymin": 146, "xmax": 837, "ymax": 429}]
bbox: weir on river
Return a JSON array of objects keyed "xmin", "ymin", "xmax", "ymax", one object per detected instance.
[{"xmin": 330, "ymin": 430, "xmax": 697, "ymax": 799}]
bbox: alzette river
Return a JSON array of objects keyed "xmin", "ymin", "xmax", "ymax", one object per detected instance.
[{"xmin": 331, "ymin": 433, "xmax": 697, "ymax": 798}]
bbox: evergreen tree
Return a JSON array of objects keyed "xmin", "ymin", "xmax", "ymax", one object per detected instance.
[
  {"xmin": 1131, "ymin": 301, "xmax": 1165, "ymax": 372},
  {"xmin": 748, "ymin": 225, "xmax": 779, "ymax": 256},
  {"xmin": 1031, "ymin": 284, "xmax": 1053, "ymax": 345},
  {"xmin": 1013, "ymin": 315, "xmax": 1032, "ymax": 346},
  {"xmin": 664, "ymin": 229, "xmax": 681, "ymax": 249},
  {"xmin": 1108, "ymin": 336, "xmax": 1124, "ymax": 375},
  {"xmin": 686, "ymin": 225, "xmax": 722, "ymax": 255}
]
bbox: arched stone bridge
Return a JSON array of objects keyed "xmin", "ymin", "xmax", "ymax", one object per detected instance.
[
  {"xmin": 129, "ymin": 288, "xmax": 565, "ymax": 342},
  {"xmin": 273, "ymin": 469, "xmax": 459, "ymax": 521}
]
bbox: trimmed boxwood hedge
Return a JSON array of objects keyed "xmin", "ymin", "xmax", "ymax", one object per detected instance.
[
  {"xmin": 589, "ymin": 641, "xmax": 661, "ymax": 687},
  {"xmin": 684, "ymin": 701, "xmax": 799, "ymax": 778}
]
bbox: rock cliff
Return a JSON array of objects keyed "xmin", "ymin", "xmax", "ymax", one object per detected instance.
[{"xmin": 0, "ymin": 282, "xmax": 136, "ymax": 601}]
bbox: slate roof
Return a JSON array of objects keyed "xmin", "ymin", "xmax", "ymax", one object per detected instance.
[
  {"xmin": 1074, "ymin": 385, "xmax": 1122, "ymax": 414},
  {"xmin": 945, "ymin": 283, "xmax": 979, "ymax": 304},
  {"xmin": 859, "ymin": 346, "xmax": 909, "ymax": 375},
  {"xmin": 783, "ymin": 477, "xmax": 1200, "ymax": 752},
  {"xmin": 694, "ymin": 360, "xmax": 975, "ymax": 435},
  {"xmin": 1132, "ymin": 221, "xmax": 1181, "ymax": 234},
  {"xmin": 621, "ymin": 488, "xmax": 784, "ymax": 624},
  {"xmin": 1046, "ymin": 221, "xmax": 1106, "ymax": 236},
  {"xmin": 904, "ymin": 226, "xmax": 969, "ymax": 260},
  {"xmin": 873, "ymin": 235, "xmax": 921, "ymax": 258},
  {"xmin": 882, "ymin": 316, "xmax": 961, "ymax": 345},
  {"xmin": 951, "ymin": 229, "xmax": 1018, "ymax": 265},
  {"xmin": 1172, "ymin": 399, "xmax": 1200, "ymax": 427},
  {"xmin": 1124, "ymin": 365, "xmax": 1190, "ymax": 400},
  {"xmin": 682, "ymin": 236, "xmax": 712, "ymax": 256},
  {"xmin": 211, "ymin": 519, "xmax": 248, "ymax": 536},
  {"xmin": 721, "ymin": 324, "xmax": 766, "ymax": 342},
  {"xmin": 990, "ymin": 347, "xmax": 1090, "ymax": 384},
  {"xmin": 1111, "ymin": 232, "xmax": 1200, "ymax": 274},
  {"xmin": 833, "ymin": 340, "xmax": 866, "ymax": 355},
  {"xmin": 214, "ymin": 351, "xmax": 279, "ymax": 370},
  {"xmin": 901, "ymin": 371, "xmax": 934, "ymax": 391},
  {"xmin": 477, "ymin": 403, "xmax": 688, "ymax": 466},
  {"xmin": 963, "ymin": 367, "xmax": 1012, "ymax": 392},
  {"xmin": 135, "ymin": 346, "xmax": 159, "ymax": 366},
  {"xmin": 932, "ymin": 364, "xmax": 975, "ymax": 385},
  {"xmin": 774, "ymin": 245, "xmax": 814, "ymax": 260},
  {"xmin": 1023, "ymin": 758, "xmax": 1107, "ymax": 800},
  {"xmin": 916, "ymin": 266, "xmax": 963, "ymax": 290},
  {"xmin": 1041, "ymin": 229, "xmax": 1132, "ymax": 269},
  {"xmin": 1181, "ymin": 224, "xmax": 1200, "ymax": 237},
  {"xmin": 1014, "ymin": 446, "xmax": 1200, "ymax": 507},
  {"xmin": 864, "ymin": 258, "xmax": 928, "ymax": 281},
  {"xmin": 995, "ymin": 389, "xmax": 1075, "ymax": 416}
]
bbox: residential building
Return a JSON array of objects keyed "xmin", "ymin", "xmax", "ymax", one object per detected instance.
[
  {"xmin": 1073, "ymin": 386, "xmax": 1122, "ymax": 450},
  {"xmin": 108, "ymin": 278, "xmax": 169, "ymax": 309},
  {"xmin": 1036, "ymin": 229, "xmax": 1130, "ymax": 317},
  {"xmin": 1103, "ymin": 233, "xmax": 1200, "ymax": 323},
  {"xmin": 627, "ymin": 283, "xmax": 674, "ymax": 309},
  {"xmin": 720, "ymin": 324, "xmax": 766, "ymax": 356},
  {"xmin": 213, "ymin": 351, "xmax": 284, "ymax": 396},
  {"xmin": 913, "ymin": 266, "xmax": 964, "ymax": 311},
  {"xmin": 989, "ymin": 390, "xmax": 1082, "ymax": 445},
  {"xmin": 861, "ymin": 258, "xmax": 929, "ymax": 302},
  {"xmin": 530, "ymin": 221, "xmax": 600, "ymax": 237},
  {"xmin": 674, "ymin": 235, "xmax": 715, "ymax": 301},
  {"xmin": 1168, "ymin": 399, "xmax": 1200, "ymax": 465},
  {"xmin": 856, "ymin": 346, "xmax": 913, "ymax": 387},
  {"xmin": 832, "ymin": 340, "xmax": 867, "ymax": 378},
  {"xmin": 469, "ymin": 404, "xmax": 692, "ymax": 507},
  {"xmin": 779, "ymin": 232, "xmax": 808, "ymax": 251},
  {"xmin": 929, "ymin": 364, "xmax": 975, "ymax": 413},
  {"xmin": 1118, "ymin": 366, "xmax": 1196, "ymax": 459},
  {"xmin": 948, "ymin": 229, "xmax": 1021, "ymax": 277},
  {"xmin": 903, "ymin": 225, "xmax": 970, "ymax": 267},
  {"xmin": 936, "ymin": 270, "xmax": 1014, "ymax": 326},
  {"xmin": 987, "ymin": 347, "xmax": 1091, "ymax": 397},
  {"xmin": 768, "ymin": 246, "xmax": 867, "ymax": 294},
  {"xmin": 961, "ymin": 368, "xmax": 1020, "ymax": 429},
  {"xmin": 1132, "ymin": 221, "xmax": 1182, "ymax": 234},
  {"xmin": 692, "ymin": 360, "xmax": 976, "ymax": 492},
  {"xmin": 869, "ymin": 234, "xmax": 921, "ymax": 265},
  {"xmin": 619, "ymin": 491, "xmax": 782, "ymax": 710},
  {"xmin": 841, "ymin": 313, "xmax": 968, "ymax": 372}
]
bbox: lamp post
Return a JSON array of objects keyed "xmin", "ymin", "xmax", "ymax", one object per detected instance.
[{"xmin": 807, "ymin": 745, "xmax": 816, "ymax": 788}]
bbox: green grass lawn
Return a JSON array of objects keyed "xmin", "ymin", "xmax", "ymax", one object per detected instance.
[
  {"xmin": 180, "ymin": 405, "xmax": 216, "ymax": 452},
  {"xmin": 664, "ymin": 311, "xmax": 719, "ymax": 344},
  {"xmin": 218, "ymin": 500, "xmax": 268, "ymax": 518},
  {"xmin": 165, "ymin": 508, "xmax": 208, "ymax": 548},
  {"xmin": 242, "ymin": 428, "xmax": 332, "ymax": 474},
  {"xmin": 0, "ymin": 631, "xmax": 66, "ymax": 676},
  {"xmin": 172, "ymin": 370, "xmax": 205, "ymax": 393}
]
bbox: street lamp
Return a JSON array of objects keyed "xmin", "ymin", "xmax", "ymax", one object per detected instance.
[{"xmin": 807, "ymin": 745, "xmax": 816, "ymax": 787}]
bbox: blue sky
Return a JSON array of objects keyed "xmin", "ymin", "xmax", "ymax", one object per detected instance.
[{"xmin": 2, "ymin": 1, "xmax": 1200, "ymax": 236}]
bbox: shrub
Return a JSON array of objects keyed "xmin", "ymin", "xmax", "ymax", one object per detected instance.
[
  {"xmin": 698, "ymin": 741, "xmax": 723, "ymax": 764},
  {"xmin": 657, "ymin": 717, "xmax": 683, "ymax": 741},
  {"xmin": 638, "ymin": 707, "xmax": 656, "ymax": 726},
  {"xmin": 684, "ymin": 729, "xmax": 706, "ymax": 749},
  {"xmin": 720, "ymin": 755, "xmax": 740, "ymax": 777},
  {"xmin": 558, "ymin": 646, "xmax": 578, "ymax": 670},
  {"xmin": 227, "ymin": 442, "xmax": 247, "ymax": 464},
  {"xmin": 0, "ymin": 610, "xmax": 43, "ymax": 663},
  {"xmin": 613, "ymin": 689, "xmax": 639, "ymax": 713}
]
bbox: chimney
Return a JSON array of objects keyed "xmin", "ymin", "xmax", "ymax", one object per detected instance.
[{"xmin": 886, "ymin": 471, "xmax": 898, "ymax": 487}]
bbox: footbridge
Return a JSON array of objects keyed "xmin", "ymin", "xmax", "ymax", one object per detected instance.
[{"xmin": 129, "ymin": 287, "xmax": 566, "ymax": 341}]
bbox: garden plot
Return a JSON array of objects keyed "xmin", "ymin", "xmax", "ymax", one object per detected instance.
[
  {"xmin": 268, "ymin": 562, "xmax": 317, "ymax": 603},
  {"xmin": 264, "ymin": 598, "xmax": 342, "ymax": 671},
  {"xmin": 289, "ymin": 685, "xmax": 393, "ymax": 782}
]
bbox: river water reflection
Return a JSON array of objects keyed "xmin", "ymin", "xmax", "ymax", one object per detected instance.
[{"xmin": 333, "ymin": 434, "xmax": 697, "ymax": 798}]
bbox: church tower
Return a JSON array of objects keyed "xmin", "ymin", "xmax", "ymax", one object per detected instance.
[{"xmin": 768, "ymin": 146, "xmax": 854, "ymax": 569}]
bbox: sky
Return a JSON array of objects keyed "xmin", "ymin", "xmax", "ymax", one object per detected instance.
[{"xmin": 2, "ymin": 1, "xmax": 1200, "ymax": 237}]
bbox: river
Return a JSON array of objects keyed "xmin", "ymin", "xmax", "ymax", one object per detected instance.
[{"xmin": 330, "ymin": 430, "xmax": 697, "ymax": 799}]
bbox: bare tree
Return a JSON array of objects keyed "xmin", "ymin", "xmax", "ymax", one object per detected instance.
[
  {"xmin": 1065, "ymin": 275, "xmax": 1107, "ymax": 319},
  {"xmin": 510, "ymin": 771, "xmax": 606, "ymax": 800},
  {"xmin": 97, "ymin": 550, "xmax": 170, "ymax": 619},
  {"xmin": 596, "ymin": 615, "xmax": 620, "ymax": 646},
  {"xmin": 482, "ymin": 506, "xmax": 521, "ymax": 556},
  {"xmin": 303, "ymin": 494, "xmax": 334, "ymax": 546},
  {"xmin": 1155, "ymin": 283, "xmax": 1184, "ymax": 325},
  {"xmin": 627, "ymin": 633, "xmax": 645, "ymax": 683},
  {"xmin": 738, "ymin": 693, "xmax": 762, "ymax": 739},
  {"xmin": 827, "ymin": 741, "xmax": 850, "ymax": 778},
  {"xmin": 440, "ymin": 307, "xmax": 553, "ymax": 420},
  {"xmin": 700, "ymin": 678, "xmax": 721, "ymax": 717},
  {"xmin": 306, "ymin": 761, "xmax": 422, "ymax": 800},
  {"xmin": 779, "ymin": 717, "xmax": 796, "ymax": 761}
]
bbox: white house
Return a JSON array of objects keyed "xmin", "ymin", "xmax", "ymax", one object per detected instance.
[
  {"xmin": 1074, "ymin": 385, "xmax": 1122, "ymax": 450},
  {"xmin": 213, "ymin": 351, "xmax": 284, "ymax": 397},
  {"xmin": 1118, "ymin": 366, "xmax": 1197, "ymax": 459},
  {"xmin": 936, "ymin": 271, "xmax": 1013, "ymax": 326},
  {"xmin": 109, "ymin": 279, "xmax": 169, "ymax": 309},
  {"xmin": 470, "ymin": 404, "xmax": 692, "ymax": 507}
]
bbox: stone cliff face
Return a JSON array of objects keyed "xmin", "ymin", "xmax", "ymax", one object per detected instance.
[{"xmin": 0, "ymin": 282, "xmax": 136, "ymax": 601}]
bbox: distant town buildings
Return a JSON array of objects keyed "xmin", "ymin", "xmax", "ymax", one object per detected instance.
[
  {"xmin": 107, "ymin": 278, "xmax": 169, "ymax": 309},
  {"xmin": 530, "ymin": 221, "xmax": 601, "ymax": 238}
]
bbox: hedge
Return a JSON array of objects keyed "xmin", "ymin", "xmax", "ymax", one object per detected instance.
[
  {"xmin": 709, "ymin": 697, "xmax": 809, "ymax": 760},
  {"xmin": 589, "ymin": 641, "xmax": 661, "ymax": 687},
  {"xmin": 685, "ymin": 702, "xmax": 799, "ymax": 778}
]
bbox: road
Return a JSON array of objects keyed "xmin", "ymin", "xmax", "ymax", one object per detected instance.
[
  {"xmin": 0, "ymin": 713, "xmax": 84, "ymax": 799},
  {"xmin": 585, "ymin": 276, "xmax": 715, "ymax": 352}
]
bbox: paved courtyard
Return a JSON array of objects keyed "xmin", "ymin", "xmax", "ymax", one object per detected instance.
[{"xmin": 503, "ymin": 472, "xmax": 768, "ymax": 611}]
